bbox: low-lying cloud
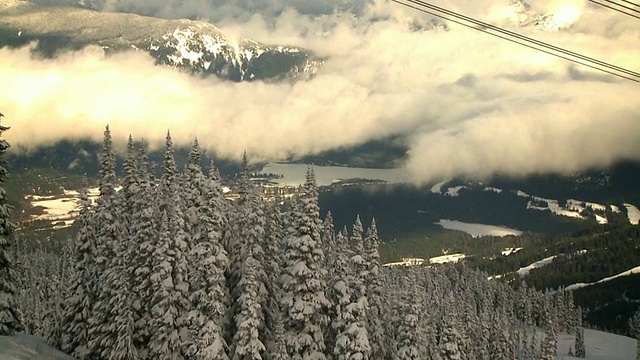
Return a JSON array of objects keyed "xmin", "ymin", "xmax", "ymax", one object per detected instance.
[{"xmin": 2, "ymin": 0, "xmax": 639, "ymax": 184}]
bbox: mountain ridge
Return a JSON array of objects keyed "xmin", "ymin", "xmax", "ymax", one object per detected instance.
[{"xmin": 0, "ymin": 0, "xmax": 323, "ymax": 81}]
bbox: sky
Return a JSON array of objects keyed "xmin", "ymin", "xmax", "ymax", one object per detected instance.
[{"xmin": 1, "ymin": 0, "xmax": 639, "ymax": 184}]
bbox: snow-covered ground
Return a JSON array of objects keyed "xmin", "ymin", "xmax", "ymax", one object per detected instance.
[
  {"xmin": 526, "ymin": 196, "xmax": 585, "ymax": 219},
  {"xmin": 429, "ymin": 253, "xmax": 466, "ymax": 264},
  {"xmin": 382, "ymin": 257, "xmax": 426, "ymax": 267},
  {"xmin": 0, "ymin": 333, "xmax": 75, "ymax": 360},
  {"xmin": 516, "ymin": 255, "xmax": 558, "ymax": 277},
  {"xmin": 556, "ymin": 329, "xmax": 637, "ymax": 360},
  {"xmin": 444, "ymin": 186, "xmax": 466, "ymax": 197},
  {"xmin": 258, "ymin": 163, "xmax": 405, "ymax": 186},
  {"xmin": 435, "ymin": 219, "xmax": 523, "ymax": 238},
  {"xmin": 502, "ymin": 247, "xmax": 523, "ymax": 256},
  {"xmin": 430, "ymin": 181, "xmax": 447, "ymax": 194},
  {"xmin": 565, "ymin": 265, "xmax": 640, "ymax": 291},
  {"xmin": 624, "ymin": 203, "xmax": 640, "ymax": 225},
  {"xmin": 22, "ymin": 187, "xmax": 111, "ymax": 229},
  {"xmin": 23, "ymin": 187, "xmax": 100, "ymax": 229},
  {"xmin": 0, "ymin": 328, "xmax": 635, "ymax": 360},
  {"xmin": 383, "ymin": 254, "xmax": 467, "ymax": 267}
]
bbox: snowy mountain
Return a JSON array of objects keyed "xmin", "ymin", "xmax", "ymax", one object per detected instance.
[
  {"xmin": 0, "ymin": 0, "xmax": 322, "ymax": 81},
  {"xmin": 499, "ymin": 0, "xmax": 585, "ymax": 31}
]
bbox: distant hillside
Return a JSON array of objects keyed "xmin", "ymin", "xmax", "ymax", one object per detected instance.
[{"xmin": 0, "ymin": 0, "xmax": 322, "ymax": 81}]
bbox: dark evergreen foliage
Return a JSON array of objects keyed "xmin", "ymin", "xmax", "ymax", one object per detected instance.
[
  {"xmin": 0, "ymin": 113, "xmax": 20, "ymax": 335},
  {"xmin": 8, "ymin": 128, "xmax": 578, "ymax": 360}
]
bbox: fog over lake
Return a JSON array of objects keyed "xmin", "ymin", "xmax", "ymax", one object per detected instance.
[{"xmin": 258, "ymin": 163, "xmax": 406, "ymax": 187}]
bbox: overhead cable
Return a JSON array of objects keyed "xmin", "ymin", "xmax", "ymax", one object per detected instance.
[
  {"xmin": 390, "ymin": 0, "xmax": 640, "ymax": 83},
  {"xmin": 588, "ymin": 0, "xmax": 640, "ymax": 21}
]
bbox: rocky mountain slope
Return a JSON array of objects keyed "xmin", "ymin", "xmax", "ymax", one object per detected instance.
[{"xmin": 0, "ymin": 0, "xmax": 322, "ymax": 81}]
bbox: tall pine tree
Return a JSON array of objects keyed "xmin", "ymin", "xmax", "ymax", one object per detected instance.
[
  {"xmin": 0, "ymin": 113, "xmax": 19, "ymax": 335},
  {"xmin": 280, "ymin": 166, "xmax": 330, "ymax": 360},
  {"xmin": 60, "ymin": 185, "xmax": 96, "ymax": 358}
]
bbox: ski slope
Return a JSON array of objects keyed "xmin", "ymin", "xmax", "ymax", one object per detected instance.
[
  {"xmin": 0, "ymin": 333, "xmax": 75, "ymax": 360},
  {"xmin": 556, "ymin": 329, "xmax": 637, "ymax": 360},
  {"xmin": 0, "ymin": 328, "xmax": 636, "ymax": 359},
  {"xmin": 565, "ymin": 266, "xmax": 640, "ymax": 291}
]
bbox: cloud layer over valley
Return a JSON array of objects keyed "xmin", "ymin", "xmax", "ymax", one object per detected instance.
[{"xmin": 1, "ymin": 0, "xmax": 639, "ymax": 184}]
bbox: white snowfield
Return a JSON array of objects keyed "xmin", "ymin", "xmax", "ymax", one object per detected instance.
[
  {"xmin": 565, "ymin": 266, "xmax": 640, "ymax": 292},
  {"xmin": 556, "ymin": 329, "xmax": 637, "ymax": 360},
  {"xmin": 435, "ymin": 219, "xmax": 523, "ymax": 238},
  {"xmin": 444, "ymin": 186, "xmax": 466, "ymax": 197},
  {"xmin": 0, "ymin": 327, "xmax": 635, "ymax": 359},
  {"xmin": 430, "ymin": 180, "xmax": 447, "ymax": 194},
  {"xmin": 429, "ymin": 253, "xmax": 466, "ymax": 264},
  {"xmin": 624, "ymin": 203, "xmax": 640, "ymax": 225},
  {"xmin": 516, "ymin": 255, "xmax": 558, "ymax": 277},
  {"xmin": 23, "ymin": 186, "xmax": 109, "ymax": 229},
  {"xmin": 515, "ymin": 250, "xmax": 588, "ymax": 278},
  {"xmin": 0, "ymin": 333, "xmax": 75, "ymax": 360},
  {"xmin": 383, "ymin": 254, "xmax": 467, "ymax": 267},
  {"xmin": 502, "ymin": 247, "xmax": 523, "ymax": 256}
]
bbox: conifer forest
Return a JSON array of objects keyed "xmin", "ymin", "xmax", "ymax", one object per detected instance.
[{"xmin": 3, "ymin": 126, "xmax": 587, "ymax": 359}]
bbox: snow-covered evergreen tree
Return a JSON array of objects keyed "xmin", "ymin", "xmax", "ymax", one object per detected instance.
[
  {"xmin": 364, "ymin": 219, "xmax": 385, "ymax": 360},
  {"xmin": 148, "ymin": 133, "xmax": 192, "ymax": 360},
  {"xmin": 228, "ymin": 153, "xmax": 271, "ymax": 358},
  {"xmin": 0, "ymin": 113, "xmax": 20, "ymax": 335},
  {"xmin": 539, "ymin": 305, "xmax": 558, "ymax": 360},
  {"xmin": 628, "ymin": 312, "xmax": 640, "ymax": 360},
  {"xmin": 394, "ymin": 276, "xmax": 422, "ymax": 360},
  {"xmin": 232, "ymin": 252, "xmax": 266, "ymax": 360},
  {"xmin": 280, "ymin": 166, "xmax": 330, "ymax": 360},
  {"xmin": 60, "ymin": 185, "xmax": 96, "ymax": 358},
  {"xmin": 262, "ymin": 201, "xmax": 284, "ymax": 358},
  {"xmin": 88, "ymin": 125, "xmax": 131, "ymax": 360},
  {"xmin": 333, "ymin": 216, "xmax": 371, "ymax": 360},
  {"xmin": 574, "ymin": 325, "xmax": 586, "ymax": 358},
  {"xmin": 331, "ymin": 226, "xmax": 371, "ymax": 360},
  {"xmin": 629, "ymin": 311, "xmax": 640, "ymax": 339},
  {"xmin": 185, "ymin": 141, "xmax": 230, "ymax": 360},
  {"xmin": 127, "ymin": 142, "xmax": 158, "ymax": 359}
]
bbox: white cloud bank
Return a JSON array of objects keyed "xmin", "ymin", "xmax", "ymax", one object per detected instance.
[{"xmin": 1, "ymin": 0, "xmax": 639, "ymax": 184}]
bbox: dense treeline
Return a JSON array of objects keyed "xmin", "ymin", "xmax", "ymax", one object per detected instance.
[
  {"xmin": 320, "ymin": 183, "xmax": 597, "ymax": 241},
  {"xmin": 4, "ymin": 126, "xmax": 584, "ymax": 360}
]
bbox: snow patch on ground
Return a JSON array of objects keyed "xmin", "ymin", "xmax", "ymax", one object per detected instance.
[
  {"xmin": 384, "ymin": 254, "xmax": 467, "ymax": 266},
  {"xmin": 382, "ymin": 257, "xmax": 426, "ymax": 267},
  {"xmin": 565, "ymin": 266, "xmax": 640, "ymax": 292},
  {"xmin": 527, "ymin": 196, "xmax": 585, "ymax": 219},
  {"xmin": 483, "ymin": 186, "xmax": 503, "ymax": 193},
  {"xmin": 0, "ymin": 333, "xmax": 75, "ymax": 360},
  {"xmin": 23, "ymin": 187, "xmax": 102, "ymax": 228},
  {"xmin": 430, "ymin": 181, "xmax": 447, "ymax": 194},
  {"xmin": 502, "ymin": 247, "xmax": 523, "ymax": 256},
  {"xmin": 594, "ymin": 214, "xmax": 608, "ymax": 225},
  {"xmin": 445, "ymin": 186, "xmax": 466, "ymax": 197},
  {"xmin": 436, "ymin": 219, "xmax": 523, "ymax": 238},
  {"xmin": 517, "ymin": 255, "xmax": 557, "ymax": 277},
  {"xmin": 624, "ymin": 203, "xmax": 640, "ymax": 225},
  {"xmin": 429, "ymin": 253, "xmax": 466, "ymax": 264},
  {"xmin": 556, "ymin": 328, "xmax": 637, "ymax": 360}
]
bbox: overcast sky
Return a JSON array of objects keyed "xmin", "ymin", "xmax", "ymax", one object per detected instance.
[{"xmin": 1, "ymin": 0, "xmax": 639, "ymax": 184}]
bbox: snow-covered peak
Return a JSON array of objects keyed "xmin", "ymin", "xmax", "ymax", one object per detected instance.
[
  {"xmin": 147, "ymin": 24, "xmax": 321, "ymax": 81},
  {"xmin": 491, "ymin": 0, "xmax": 584, "ymax": 31}
]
